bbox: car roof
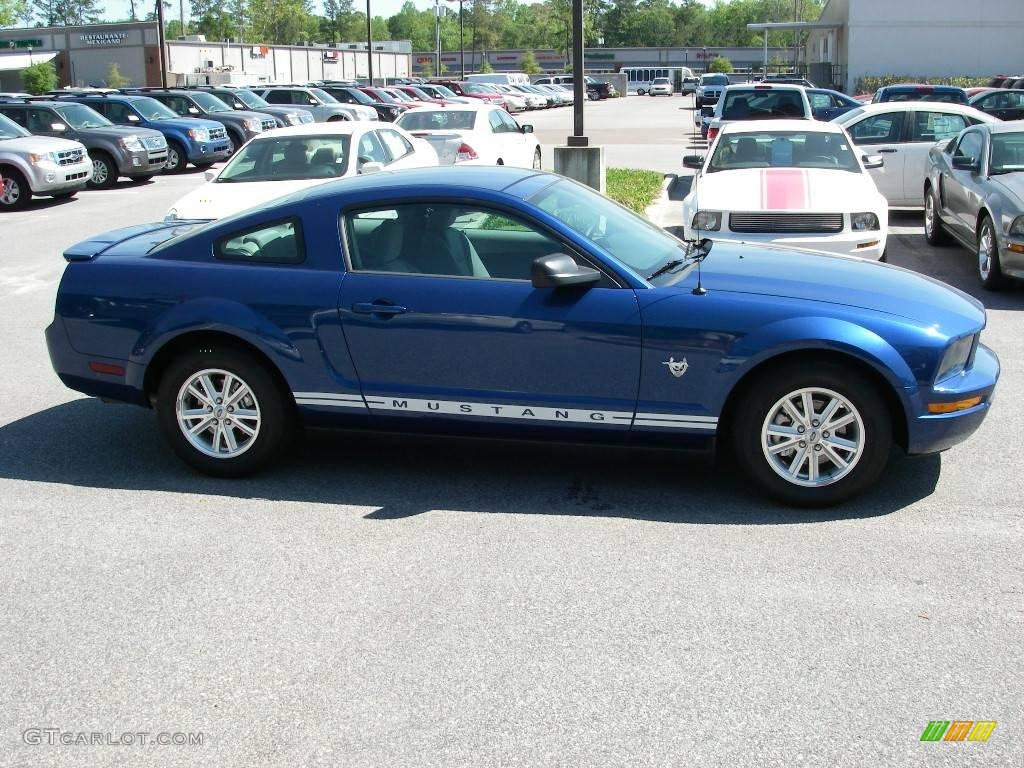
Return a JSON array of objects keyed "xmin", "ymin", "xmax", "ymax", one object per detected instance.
[
  {"xmin": 721, "ymin": 119, "xmax": 842, "ymax": 135},
  {"xmin": 401, "ymin": 103, "xmax": 495, "ymax": 113},
  {"xmin": 881, "ymin": 83, "xmax": 965, "ymax": 91},
  {"xmin": 978, "ymin": 121, "xmax": 1024, "ymax": 135},
  {"xmin": 247, "ymin": 122, "xmax": 373, "ymax": 139},
  {"xmin": 842, "ymin": 101, "xmax": 991, "ymax": 117},
  {"xmin": 301, "ymin": 165, "xmax": 544, "ymax": 204},
  {"xmin": 723, "ymin": 83, "xmax": 806, "ymax": 92}
]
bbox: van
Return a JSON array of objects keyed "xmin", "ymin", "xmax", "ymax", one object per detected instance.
[{"xmin": 465, "ymin": 72, "xmax": 531, "ymax": 86}]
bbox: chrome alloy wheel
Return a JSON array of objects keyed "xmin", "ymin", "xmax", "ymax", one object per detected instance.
[
  {"xmin": 0, "ymin": 174, "xmax": 22, "ymax": 206},
  {"xmin": 761, "ymin": 387, "xmax": 865, "ymax": 487},
  {"xmin": 165, "ymin": 145, "xmax": 180, "ymax": 171},
  {"xmin": 175, "ymin": 368, "xmax": 261, "ymax": 459},
  {"xmin": 91, "ymin": 157, "xmax": 109, "ymax": 185},
  {"xmin": 978, "ymin": 223, "xmax": 994, "ymax": 282},
  {"xmin": 924, "ymin": 193, "xmax": 936, "ymax": 238}
]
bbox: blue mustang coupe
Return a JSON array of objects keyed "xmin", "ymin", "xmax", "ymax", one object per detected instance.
[{"xmin": 46, "ymin": 167, "xmax": 998, "ymax": 506}]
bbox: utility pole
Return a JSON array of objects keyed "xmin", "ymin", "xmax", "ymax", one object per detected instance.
[
  {"xmin": 156, "ymin": 0, "xmax": 167, "ymax": 87},
  {"xmin": 366, "ymin": 0, "xmax": 373, "ymax": 84},
  {"xmin": 568, "ymin": 0, "xmax": 584, "ymax": 145}
]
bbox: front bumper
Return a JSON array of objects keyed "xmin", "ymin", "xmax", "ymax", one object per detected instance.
[
  {"xmin": 119, "ymin": 148, "xmax": 168, "ymax": 175},
  {"xmin": 187, "ymin": 139, "xmax": 231, "ymax": 163},
  {"xmin": 29, "ymin": 158, "xmax": 93, "ymax": 194},
  {"xmin": 685, "ymin": 229, "xmax": 887, "ymax": 261},
  {"xmin": 906, "ymin": 343, "xmax": 999, "ymax": 454}
]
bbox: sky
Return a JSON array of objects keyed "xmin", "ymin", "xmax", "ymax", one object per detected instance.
[{"xmin": 101, "ymin": 0, "xmax": 718, "ymax": 30}]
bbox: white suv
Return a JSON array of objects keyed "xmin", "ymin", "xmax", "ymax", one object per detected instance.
[{"xmin": 0, "ymin": 112, "xmax": 92, "ymax": 210}]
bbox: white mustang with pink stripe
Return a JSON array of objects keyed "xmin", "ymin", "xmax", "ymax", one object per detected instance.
[{"xmin": 682, "ymin": 120, "xmax": 889, "ymax": 261}]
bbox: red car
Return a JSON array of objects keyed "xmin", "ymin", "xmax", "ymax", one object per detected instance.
[
  {"xmin": 358, "ymin": 86, "xmax": 426, "ymax": 109},
  {"xmin": 429, "ymin": 80, "xmax": 507, "ymax": 110},
  {"xmin": 395, "ymin": 85, "xmax": 457, "ymax": 106}
]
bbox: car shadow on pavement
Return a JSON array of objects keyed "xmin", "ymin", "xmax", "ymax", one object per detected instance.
[
  {"xmin": 887, "ymin": 215, "xmax": 1024, "ymax": 311},
  {"xmin": 0, "ymin": 398, "xmax": 941, "ymax": 524}
]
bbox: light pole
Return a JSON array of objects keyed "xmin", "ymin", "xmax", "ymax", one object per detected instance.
[
  {"xmin": 567, "ymin": 0, "xmax": 585, "ymax": 146},
  {"xmin": 27, "ymin": 45, "xmax": 33, "ymax": 65},
  {"xmin": 366, "ymin": 0, "xmax": 373, "ymax": 84},
  {"xmin": 444, "ymin": 0, "xmax": 464, "ymax": 79}
]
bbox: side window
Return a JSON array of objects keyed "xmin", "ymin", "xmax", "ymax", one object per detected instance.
[
  {"xmin": 498, "ymin": 110, "xmax": 520, "ymax": 133},
  {"xmin": 488, "ymin": 110, "xmax": 511, "ymax": 133},
  {"xmin": 215, "ymin": 218, "xmax": 304, "ymax": 264},
  {"xmin": 28, "ymin": 108, "xmax": 55, "ymax": 132},
  {"xmin": 102, "ymin": 102, "xmax": 127, "ymax": 122},
  {"xmin": 954, "ymin": 131, "xmax": 984, "ymax": 162},
  {"xmin": 809, "ymin": 92, "xmax": 832, "ymax": 110},
  {"xmin": 0, "ymin": 107, "xmax": 26, "ymax": 127},
  {"xmin": 378, "ymin": 129, "xmax": 413, "ymax": 161},
  {"xmin": 847, "ymin": 112, "xmax": 904, "ymax": 144},
  {"xmin": 264, "ymin": 90, "xmax": 289, "ymax": 104},
  {"xmin": 345, "ymin": 203, "xmax": 570, "ymax": 281},
  {"xmin": 356, "ymin": 131, "xmax": 389, "ymax": 165},
  {"xmin": 912, "ymin": 111, "xmax": 968, "ymax": 142}
]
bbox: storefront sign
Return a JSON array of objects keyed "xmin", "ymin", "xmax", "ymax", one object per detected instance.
[
  {"xmin": 80, "ymin": 32, "xmax": 128, "ymax": 45},
  {"xmin": 2, "ymin": 38, "xmax": 44, "ymax": 49}
]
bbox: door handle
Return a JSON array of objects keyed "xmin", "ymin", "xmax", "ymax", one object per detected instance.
[
  {"xmin": 877, "ymin": 148, "xmax": 898, "ymax": 153},
  {"xmin": 352, "ymin": 301, "xmax": 408, "ymax": 316}
]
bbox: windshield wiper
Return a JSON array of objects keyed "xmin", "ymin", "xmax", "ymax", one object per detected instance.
[{"xmin": 647, "ymin": 238, "xmax": 714, "ymax": 281}]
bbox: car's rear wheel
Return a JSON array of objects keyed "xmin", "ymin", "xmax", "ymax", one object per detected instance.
[
  {"xmin": 0, "ymin": 167, "xmax": 30, "ymax": 210},
  {"xmin": 637, "ymin": 88, "xmax": 646, "ymax": 96},
  {"xmin": 226, "ymin": 130, "xmax": 244, "ymax": 156},
  {"xmin": 88, "ymin": 150, "xmax": 117, "ymax": 189},
  {"xmin": 165, "ymin": 140, "xmax": 188, "ymax": 173},
  {"xmin": 156, "ymin": 349, "xmax": 291, "ymax": 477},
  {"xmin": 532, "ymin": 148, "xmax": 542, "ymax": 170},
  {"xmin": 731, "ymin": 363, "xmax": 891, "ymax": 507},
  {"xmin": 977, "ymin": 216, "xmax": 1008, "ymax": 290},
  {"xmin": 924, "ymin": 187, "xmax": 951, "ymax": 246}
]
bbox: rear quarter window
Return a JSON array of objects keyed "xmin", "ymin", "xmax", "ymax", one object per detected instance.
[{"xmin": 214, "ymin": 218, "xmax": 305, "ymax": 264}]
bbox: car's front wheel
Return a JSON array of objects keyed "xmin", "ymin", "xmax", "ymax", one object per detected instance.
[
  {"xmin": 0, "ymin": 167, "xmax": 31, "ymax": 210},
  {"xmin": 164, "ymin": 140, "xmax": 188, "ymax": 173},
  {"xmin": 88, "ymin": 150, "xmax": 118, "ymax": 189},
  {"xmin": 156, "ymin": 348, "xmax": 291, "ymax": 477},
  {"xmin": 977, "ymin": 216, "xmax": 1007, "ymax": 290},
  {"xmin": 731, "ymin": 363, "xmax": 891, "ymax": 507},
  {"xmin": 924, "ymin": 187, "xmax": 950, "ymax": 246}
]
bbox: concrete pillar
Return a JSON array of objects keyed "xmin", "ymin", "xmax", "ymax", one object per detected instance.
[{"xmin": 553, "ymin": 145, "xmax": 606, "ymax": 193}]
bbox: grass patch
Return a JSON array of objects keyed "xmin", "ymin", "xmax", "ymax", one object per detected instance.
[{"xmin": 606, "ymin": 168, "xmax": 665, "ymax": 214}]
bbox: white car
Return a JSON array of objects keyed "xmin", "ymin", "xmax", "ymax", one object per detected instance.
[
  {"xmin": 165, "ymin": 122, "xmax": 437, "ymax": 221},
  {"xmin": 706, "ymin": 83, "xmax": 813, "ymax": 143},
  {"xmin": 682, "ymin": 120, "xmax": 889, "ymax": 261},
  {"xmin": 649, "ymin": 77, "xmax": 674, "ymax": 96},
  {"xmin": 488, "ymin": 84, "xmax": 528, "ymax": 112},
  {"xmin": 832, "ymin": 102, "xmax": 996, "ymax": 207},
  {"xmin": 395, "ymin": 104, "xmax": 541, "ymax": 169}
]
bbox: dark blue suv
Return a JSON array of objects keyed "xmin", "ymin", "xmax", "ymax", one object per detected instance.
[
  {"xmin": 53, "ymin": 93, "xmax": 230, "ymax": 171},
  {"xmin": 872, "ymin": 84, "xmax": 969, "ymax": 105}
]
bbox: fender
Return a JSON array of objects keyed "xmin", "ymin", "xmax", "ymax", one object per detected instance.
[{"xmin": 126, "ymin": 297, "xmax": 300, "ymax": 392}]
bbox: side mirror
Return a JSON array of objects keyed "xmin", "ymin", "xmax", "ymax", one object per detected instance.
[
  {"xmin": 359, "ymin": 160, "xmax": 385, "ymax": 174},
  {"xmin": 127, "ymin": 114, "xmax": 140, "ymax": 122},
  {"xmin": 50, "ymin": 122, "xmax": 66, "ymax": 132},
  {"xmin": 861, "ymin": 154, "xmax": 885, "ymax": 169},
  {"xmin": 683, "ymin": 154, "xmax": 705, "ymax": 170},
  {"xmin": 204, "ymin": 169, "xmax": 217, "ymax": 182},
  {"xmin": 309, "ymin": 98, "xmax": 319, "ymax": 105},
  {"xmin": 531, "ymin": 253, "xmax": 601, "ymax": 289},
  {"xmin": 520, "ymin": 124, "xmax": 534, "ymax": 133},
  {"xmin": 187, "ymin": 107, "xmax": 200, "ymax": 115},
  {"xmin": 951, "ymin": 155, "xmax": 979, "ymax": 171}
]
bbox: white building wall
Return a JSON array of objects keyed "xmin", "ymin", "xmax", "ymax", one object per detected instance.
[{"xmin": 844, "ymin": 0, "xmax": 1023, "ymax": 92}]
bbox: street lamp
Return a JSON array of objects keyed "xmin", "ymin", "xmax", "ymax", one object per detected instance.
[
  {"xmin": 567, "ymin": 0, "xmax": 585, "ymax": 146},
  {"xmin": 366, "ymin": 0, "xmax": 373, "ymax": 84},
  {"xmin": 28, "ymin": 45, "xmax": 33, "ymax": 65},
  {"xmin": 443, "ymin": 0, "xmax": 464, "ymax": 79}
]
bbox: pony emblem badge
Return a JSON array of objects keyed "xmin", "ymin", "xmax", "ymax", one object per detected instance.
[{"xmin": 663, "ymin": 357, "xmax": 689, "ymax": 378}]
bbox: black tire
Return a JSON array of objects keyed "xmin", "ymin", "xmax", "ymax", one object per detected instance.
[
  {"xmin": 731, "ymin": 362, "xmax": 891, "ymax": 507},
  {"xmin": 695, "ymin": 97, "xmax": 703, "ymax": 108},
  {"xmin": 532, "ymin": 147, "xmax": 542, "ymax": 170},
  {"xmin": 977, "ymin": 215, "xmax": 1008, "ymax": 290},
  {"xmin": 878, "ymin": 249, "xmax": 888, "ymax": 263},
  {"xmin": 193, "ymin": 162, "xmax": 216, "ymax": 170},
  {"xmin": 128, "ymin": 174, "xmax": 155, "ymax": 184},
  {"xmin": 50, "ymin": 190, "xmax": 78, "ymax": 199},
  {"xmin": 924, "ymin": 186, "xmax": 951, "ymax": 246},
  {"xmin": 637, "ymin": 88, "xmax": 646, "ymax": 96},
  {"xmin": 87, "ymin": 150, "xmax": 118, "ymax": 189},
  {"xmin": 156, "ymin": 347, "xmax": 292, "ymax": 477},
  {"xmin": 0, "ymin": 166, "xmax": 31, "ymax": 210},
  {"xmin": 226, "ymin": 130, "xmax": 244, "ymax": 156},
  {"xmin": 165, "ymin": 140, "xmax": 188, "ymax": 173}
]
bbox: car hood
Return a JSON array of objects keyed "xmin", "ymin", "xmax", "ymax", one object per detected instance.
[
  {"xmin": 79, "ymin": 125, "xmax": 165, "ymax": 141},
  {"xmin": 681, "ymin": 240, "xmax": 984, "ymax": 334},
  {"xmin": 991, "ymin": 172, "xmax": 1024, "ymax": 208},
  {"xmin": 0, "ymin": 135, "xmax": 86, "ymax": 153},
  {"xmin": 694, "ymin": 167, "xmax": 883, "ymax": 211},
  {"xmin": 168, "ymin": 177, "xmax": 347, "ymax": 220},
  {"xmin": 152, "ymin": 116, "xmax": 224, "ymax": 132}
]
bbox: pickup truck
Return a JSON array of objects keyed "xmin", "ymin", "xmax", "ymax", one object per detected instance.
[{"xmin": 0, "ymin": 111, "xmax": 92, "ymax": 210}]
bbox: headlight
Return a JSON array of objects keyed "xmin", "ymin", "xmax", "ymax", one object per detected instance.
[
  {"xmin": 300, "ymin": 112, "xmax": 314, "ymax": 123},
  {"xmin": 188, "ymin": 128, "xmax": 211, "ymax": 142},
  {"xmin": 29, "ymin": 152, "xmax": 59, "ymax": 167},
  {"xmin": 284, "ymin": 112, "xmax": 302, "ymax": 125},
  {"xmin": 165, "ymin": 208, "xmax": 178, "ymax": 221},
  {"xmin": 851, "ymin": 212, "xmax": 880, "ymax": 231},
  {"xmin": 935, "ymin": 334, "xmax": 976, "ymax": 382},
  {"xmin": 1010, "ymin": 215, "xmax": 1024, "ymax": 237},
  {"xmin": 692, "ymin": 211, "xmax": 722, "ymax": 232},
  {"xmin": 119, "ymin": 135, "xmax": 145, "ymax": 152},
  {"xmin": 243, "ymin": 118, "xmax": 262, "ymax": 132}
]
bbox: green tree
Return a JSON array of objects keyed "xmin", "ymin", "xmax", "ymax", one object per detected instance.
[
  {"xmin": 1, "ymin": 0, "xmax": 27, "ymax": 26},
  {"xmin": 21, "ymin": 61, "xmax": 57, "ymax": 95},
  {"xmin": 248, "ymin": 0, "xmax": 313, "ymax": 44},
  {"xmin": 323, "ymin": 0, "xmax": 356, "ymax": 42},
  {"xmin": 420, "ymin": 60, "xmax": 434, "ymax": 78},
  {"xmin": 708, "ymin": 55, "xmax": 733, "ymax": 73},
  {"xmin": 478, "ymin": 58, "xmax": 493, "ymax": 73},
  {"xmin": 191, "ymin": 0, "xmax": 239, "ymax": 42},
  {"xmin": 104, "ymin": 62, "xmax": 130, "ymax": 88},
  {"xmin": 520, "ymin": 49, "xmax": 541, "ymax": 75},
  {"xmin": 33, "ymin": 0, "xmax": 102, "ymax": 25}
]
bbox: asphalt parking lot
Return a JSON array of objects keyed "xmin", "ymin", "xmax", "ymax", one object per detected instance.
[{"xmin": 1, "ymin": 98, "xmax": 1022, "ymax": 768}]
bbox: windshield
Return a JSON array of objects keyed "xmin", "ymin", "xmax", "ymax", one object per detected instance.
[
  {"xmin": 701, "ymin": 74, "xmax": 730, "ymax": 86},
  {"xmin": 720, "ymin": 89, "xmax": 805, "ymax": 119},
  {"xmin": 433, "ymin": 85, "xmax": 459, "ymax": 99},
  {"xmin": 884, "ymin": 90, "xmax": 965, "ymax": 104},
  {"xmin": 653, "ymin": 78, "xmax": 670, "ymax": 84},
  {"xmin": 396, "ymin": 110, "xmax": 476, "ymax": 131},
  {"xmin": 310, "ymin": 88, "xmax": 337, "ymax": 103},
  {"xmin": 530, "ymin": 178, "xmax": 687, "ymax": 279},
  {"xmin": 232, "ymin": 90, "xmax": 269, "ymax": 109},
  {"xmin": 708, "ymin": 130, "xmax": 860, "ymax": 173},
  {"xmin": 406, "ymin": 87, "xmax": 432, "ymax": 100},
  {"xmin": 990, "ymin": 132, "xmax": 1024, "ymax": 174},
  {"xmin": 190, "ymin": 91, "xmax": 233, "ymax": 113},
  {"xmin": 133, "ymin": 97, "xmax": 179, "ymax": 121},
  {"xmin": 216, "ymin": 135, "xmax": 351, "ymax": 182},
  {"xmin": 832, "ymin": 107, "xmax": 865, "ymax": 125},
  {"xmin": 342, "ymin": 87, "xmax": 374, "ymax": 104},
  {"xmin": 0, "ymin": 112, "xmax": 30, "ymax": 139},
  {"xmin": 386, "ymin": 89, "xmax": 415, "ymax": 102},
  {"xmin": 461, "ymin": 84, "xmax": 490, "ymax": 94},
  {"xmin": 370, "ymin": 89, "xmax": 400, "ymax": 104},
  {"xmin": 54, "ymin": 104, "xmax": 112, "ymax": 129}
]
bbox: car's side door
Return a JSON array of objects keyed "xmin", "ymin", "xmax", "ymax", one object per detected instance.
[
  {"xmin": 844, "ymin": 110, "xmax": 907, "ymax": 205},
  {"xmin": 944, "ymin": 129, "xmax": 987, "ymax": 238},
  {"xmin": 376, "ymin": 128, "xmax": 424, "ymax": 169},
  {"xmin": 902, "ymin": 108, "xmax": 972, "ymax": 207},
  {"xmin": 354, "ymin": 130, "xmax": 390, "ymax": 171},
  {"xmin": 337, "ymin": 201, "xmax": 642, "ymax": 434}
]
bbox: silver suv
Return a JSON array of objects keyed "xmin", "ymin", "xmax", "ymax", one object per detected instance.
[
  {"xmin": 695, "ymin": 73, "xmax": 730, "ymax": 108},
  {"xmin": 255, "ymin": 86, "xmax": 371, "ymax": 122},
  {"xmin": 0, "ymin": 112, "xmax": 92, "ymax": 210}
]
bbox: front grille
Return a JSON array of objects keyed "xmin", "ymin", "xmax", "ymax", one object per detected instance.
[
  {"xmin": 65, "ymin": 171, "xmax": 89, "ymax": 181},
  {"xmin": 146, "ymin": 153, "xmax": 167, "ymax": 165},
  {"xmin": 260, "ymin": 119, "xmax": 276, "ymax": 131},
  {"xmin": 729, "ymin": 213, "xmax": 844, "ymax": 234},
  {"xmin": 208, "ymin": 126, "xmax": 227, "ymax": 141},
  {"xmin": 143, "ymin": 135, "xmax": 166, "ymax": 150},
  {"xmin": 56, "ymin": 148, "xmax": 84, "ymax": 167}
]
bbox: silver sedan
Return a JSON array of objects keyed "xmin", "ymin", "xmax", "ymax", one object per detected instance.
[{"xmin": 924, "ymin": 122, "xmax": 1024, "ymax": 289}]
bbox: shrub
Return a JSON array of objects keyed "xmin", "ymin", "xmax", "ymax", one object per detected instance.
[
  {"xmin": 105, "ymin": 63, "xmax": 130, "ymax": 89},
  {"xmin": 854, "ymin": 75, "xmax": 993, "ymax": 95},
  {"xmin": 479, "ymin": 59, "xmax": 493, "ymax": 74},
  {"xmin": 708, "ymin": 56, "xmax": 733, "ymax": 74},
  {"xmin": 21, "ymin": 61, "xmax": 57, "ymax": 95}
]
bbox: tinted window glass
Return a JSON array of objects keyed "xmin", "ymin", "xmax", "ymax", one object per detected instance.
[
  {"xmin": 911, "ymin": 111, "xmax": 968, "ymax": 141},
  {"xmin": 378, "ymin": 129, "xmax": 413, "ymax": 160},
  {"xmin": 708, "ymin": 130, "xmax": 859, "ymax": 173},
  {"xmin": 217, "ymin": 135, "xmax": 350, "ymax": 181},
  {"xmin": 721, "ymin": 90, "xmax": 805, "ymax": 119},
  {"xmin": 990, "ymin": 132, "xmax": 1024, "ymax": 174},
  {"xmin": 954, "ymin": 131, "xmax": 984, "ymax": 163},
  {"xmin": 847, "ymin": 112, "xmax": 904, "ymax": 144},
  {"xmin": 395, "ymin": 110, "xmax": 476, "ymax": 131},
  {"xmin": 264, "ymin": 90, "xmax": 290, "ymax": 104},
  {"xmin": 215, "ymin": 218, "xmax": 304, "ymax": 264}
]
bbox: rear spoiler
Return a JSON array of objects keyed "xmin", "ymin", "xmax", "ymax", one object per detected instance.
[{"xmin": 63, "ymin": 221, "xmax": 203, "ymax": 262}]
